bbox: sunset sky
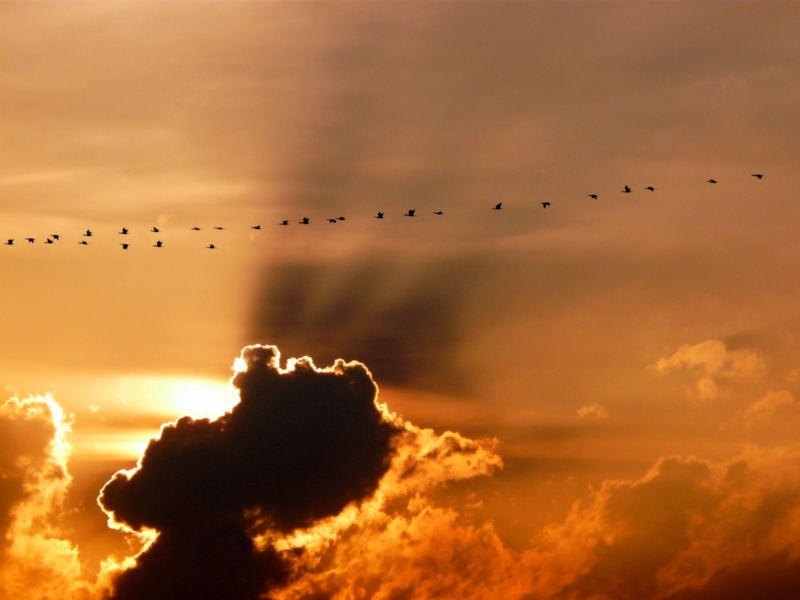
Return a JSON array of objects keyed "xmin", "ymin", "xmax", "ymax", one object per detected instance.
[{"xmin": 3, "ymin": 2, "xmax": 800, "ymax": 598}]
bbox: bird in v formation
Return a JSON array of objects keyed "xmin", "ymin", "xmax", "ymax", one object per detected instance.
[{"xmin": 5, "ymin": 174, "xmax": 765, "ymax": 249}]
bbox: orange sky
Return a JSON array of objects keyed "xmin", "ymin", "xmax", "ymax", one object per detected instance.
[{"xmin": 3, "ymin": 2, "xmax": 800, "ymax": 598}]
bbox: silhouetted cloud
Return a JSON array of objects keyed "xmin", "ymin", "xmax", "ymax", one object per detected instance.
[{"xmin": 99, "ymin": 344, "xmax": 402, "ymax": 599}]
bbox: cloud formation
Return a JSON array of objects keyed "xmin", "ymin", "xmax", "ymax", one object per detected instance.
[
  {"xmin": 99, "ymin": 344, "xmax": 402, "ymax": 599},
  {"xmin": 0, "ymin": 394, "xmax": 87, "ymax": 600}
]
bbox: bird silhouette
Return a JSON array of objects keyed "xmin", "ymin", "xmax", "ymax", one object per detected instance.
[
  {"xmin": 493, "ymin": 203, "xmax": 503, "ymax": 210},
  {"xmin": 79, "ymin": 240, "xmax": 88, "ymax": 245},
  {"xmin": 752, "ymin": 173, "xmax": 763, "ymax": 179},
  {"xmin": 121, "ymin": 243, "xmax": 129, "ymax": 250},
  {"xmin": 644, "ymin": 186, "xmax": 655, "ymax": 191},
  {"xmin": 279, "ymin": 220, "xmax": 289, "ymax": 226},
  {"xmin": 26, "ymin": 238, "xmax": 35, "ymax": 243},
  {"xmin": 541, "ymin": 202, "xmax": 551, "ymax": 208},
  {"xmin": 300, "ymin": 217, "xmax": 310, "ymax": 224},
  {"xmin": 214, "ymin": 226, "xmax": 224, "ymax": 230},
  {"xmin": 434, "ymin": 211, "xmax": 443, "ymax": 215},
  {"xmin": 338, "ymin": 217, "xmax": 346, "ymax": 221},
  {"xmin": 119, "ymin": 228, "xmax": 129, "ymax": 234},
  {"xmin": 328, "ymin": 219, "xmax": 337, "ymax": 223},
  {"xmin": 154, "ymin": 241, "xmax": 163, "ymax": 248},
  {"xmin": 84, "ymin": 229, "xmax": 93, "ymax": 237},
  {"xmin": 51, "ymin": 234, "xmax": 60, "ymax": 240},
  {"xmin": 45, "ymin": 238, "xmax": 54, "ymax": 244},
  {"xmin": 405, "ymin": 209, "xmax": 416, "ymax": 217},
  {"xmin": 207, "ymin": 244, "xmax": 216, "ymax": 249},
  {"xmin": 192, "ymin": 226, "xmax": 201, "ymax": 231},
  {"xmin": 588, "ymin": 194, "xmax": 598, "ymax": 200},
  {"xmin": 5, "ymin": 239, "xmax": 13, "ymax": 246},
  {"xmin": 622, "ymin": 185, "xmax": 632, "ymax": 193},
  {"xmin": 707, "ymin": 179, "xmax": 717, "ymax": 184},
  {"xmin": 251, "ymin": 225, "xmax": 261, "ymax": 230},
  {"xmin": 151, "ymin": 227, "xmax": 160, "ymax": 233},
  {"xmin": 376, "ymin": 212, "xmax": 384, "ymax": 219}
]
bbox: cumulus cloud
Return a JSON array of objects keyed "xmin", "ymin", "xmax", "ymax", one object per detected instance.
[
  {"xmin": 98, "ymin": 344, "xmax": 403, "ymax": 599},
  {"xmin": 0, "ymin": 394, "xmax": 89, "ymax": 599},
  {"xmin": 655, "ymin": 339, "xmax": 767, "ymax": 383}
]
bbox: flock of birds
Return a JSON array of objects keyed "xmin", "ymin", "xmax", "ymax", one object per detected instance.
[{"xmin": 3, "ymin": 175, "xmax": 765, "ymax": 250}]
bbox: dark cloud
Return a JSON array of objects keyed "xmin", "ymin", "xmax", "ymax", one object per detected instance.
[{"xmin": 99, "ymin": 344, "xmax": 402, "ymax": 600}]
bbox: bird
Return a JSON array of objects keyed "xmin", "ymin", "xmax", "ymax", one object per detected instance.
[
  {"xmin": 26, "ymin": 238, "xmax": 35, "ymax": 243},
  {"xmin": 84, "ymin": 229, "xmax": 93, "ymax": 237},
  {"xmin": 338, "ymin": 217, "xmax": 346, "ymax": 221},
  {"xmin": 541, "ymin": 202, "xmax": 551, "ymax": 208},
  {"xmin": 154, "ymin": 241, "xmax": 163, "ymax": 248},
  {"xmin": 45, "ymin": 238, "xmax": 54, "ymax": 244},
  {"xmin": 434, "ymin": 211, "xmax": 443, "ymax": 215},
  {"xmin": 214, "ymin": 226, "xmax": 224, "ymax": 230},
  {"xmin": 493, "ymin": 203, "xmax": 503, "ymax": 210},
  {"xmin": 405, "ymin": 209, "xmax": 416, "ymax": 217},
  {"xmin": 752, "ymin": 173, "xmax": 763, "ymax": 179},
  {"xmin": 644, "ymin": 186, "xmax": 655, "ymax": 191},
  {"xmin": 151, "ymin": 227, "xmax": 160, "ymax": 233},
  {"xmin": 588, "ymin": 194, "xmax": 598, "ymax": 200},
  {"xmin": 191, "ymin": 226, "xmax": 201, "ymax": 231},
  {"xmin": 207, "ymin": 244, "xmax": 216, "ymax": 249},
  {"xmin": 251, "ymin": 225, "xmax": 261, "ymax": 230},
  {"xmin": 707, "ymin": 179, "xmax": 717, "ymax": 184},
  {"xmin": 51, "ymin": 234, "xmax": 60, "ymax": 240},
  {"xmin": 622, "ymin": 185, "xmax": 632, "ymax": 193},
  {"xmin": 375, "ymin": 212, "xmax": 384, "ymax": 219},
  {"xmin": 328, "ymin": 219, "xmax": 337, "ymax": 223},
  {"xmin": 279, "ymin": 220, "xmax": 288, "ymax": 226},
  {"xmin": 79, "ymin": 240, "xmax": 88, "ymax": 245},
  {"xmin": 5, "ymin": 239, "xmax": 13, "ymax": 245},
  {"xmin": 121, "ymin": 243, "xmax": 129, "ymax": 250},
  {"xmin": 300, "ymin": 217, "xmax": 310, "ymax": 224},
  {"xmin": 119, "ymin": 227, "xmax": 129, "ymax": 235}
]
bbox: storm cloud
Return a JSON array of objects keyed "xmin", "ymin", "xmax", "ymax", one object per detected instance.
[{"xmin": 99, "ymin": 344, "xmax": 402, "ymax": 599}]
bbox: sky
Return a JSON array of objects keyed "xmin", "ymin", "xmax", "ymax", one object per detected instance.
[{"xmin": 2, "ymin": 1, "xmax": 800, "ymax": 598}]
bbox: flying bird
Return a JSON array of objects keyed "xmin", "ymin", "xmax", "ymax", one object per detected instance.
[
  {"xmin": 644, "ymin": 186, "xmax": 655, "ymax": 191},
  {"xmin": 45, "ymin": 238, "xmax": 54, "ymax": 244},
  {"xmin": 26, "ymin": 238, "xmax": 35, "ymax": 243},
  {"xmin": 327, "ymin": 219, "xmax": 338, "ymax": 224},
  {"xmin": 338, "ymin": 217, "xmax": 346, "ymax": 221},
  {"xmin": 375, "ymin": 212, "xmax": 384, "ymax": 219},
  {"xmin": 191, "ymin": 226, "xmax": 201, "ymax": 231},
  {"xmin": 752, "ymin": 173, "xmax": 763, "ymax": 179},
  {"xmin": 492, "ymin": 203, "xmax": 502, "ymax": 210},
  {"xmin": 622, "ymin": 185, "xmax": 632, "ymax": 193},
  {"xmin": 433, "ymin": 211, "xmax": 443, "ymax": 215},
  {"xmin": 154, "ymin": 241, "xmax": 163, "ymax": 247},
  {"xmin": 300, "ymin": 217, "xmax": 310, "ymax": 224},
  {"xmin": 214, "ymin": 226, "xmax": 224, "ymax": 230},
  {"xmin": 207, "ymin": 244, "xmax": 216, "ymax": 249},
  {"xmin": 279, "ymin": 220, "xmax": 288, "ymax": 226},
  {"xmin": 405, "ymin": 209, "xmax": 416, "ymax": 217},
  {"xmin": 121, "ymin": 243, "xmax": 129, "ymax": 250},
  {"xmin": 541, "ymin": 202, "xmax": 551, "ymax": 208},
  {"xmin": 151, "ymin": 227, "xmax": 160, "ymax": 233},
  {"xmin": 51, "ymin": 234, "xmax": 60, "ymax": 240},
  {"xmin": 707, "ymin": 179, "xmax": 717, "ymax": 183},
  {"xmin": 79, "ymin": 240, "xmax": 88, "ymax": 245},
  {"xmin": 251, "ymin": 225, "xmax": 261, "ymax": 230},
  {"xmin": 84, "ymin": 229, "xmax": 93, "ymax": 237},
  {"xmin": 5, "ymin": 239, "xmax": 13, "ymax": 245},
  {"xmin": 588, "ymin": 194, "xmax": 598, "ymax": 200},
  {"xmin": 119, "ymin": 228, "xmax": 129, "ymax": 234}
]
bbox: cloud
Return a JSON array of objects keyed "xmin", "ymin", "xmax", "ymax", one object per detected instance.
[
  {"xmin": 98, "ymin": 344, "xmax": 403, "ymax": 599},
  {"xmin": 577, "ymin": 402, "xmax": 609, "ymax": 420},
  {"xmin": 0, "ymin": 394, "xmax": 89, "ymax": 599}
]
